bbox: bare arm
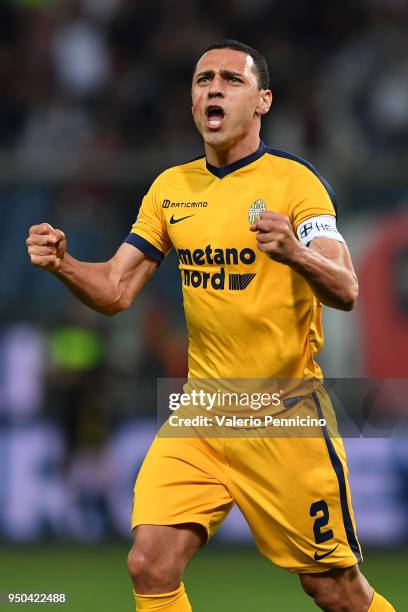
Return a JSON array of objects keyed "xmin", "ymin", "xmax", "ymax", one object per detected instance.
[
  {"xmin": 251, "ymin": 212, "xmax": 358, "ymax": 311},
  {"xmin": 292, "ymin": 238, "xmax": 358, "ymax": 311},
  {"xmin": 26, "ymin": 223, "xmax": 158, "ymax": 315}
]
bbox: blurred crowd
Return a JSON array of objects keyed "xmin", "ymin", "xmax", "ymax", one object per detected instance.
[{"xmin": 1, "ymin": 0, "xmax": 408, "ymax": 170}]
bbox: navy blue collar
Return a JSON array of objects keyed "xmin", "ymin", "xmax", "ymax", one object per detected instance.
[{"xmin": 205, "ymin": 141, "xmax": 267, "ymax": 179}]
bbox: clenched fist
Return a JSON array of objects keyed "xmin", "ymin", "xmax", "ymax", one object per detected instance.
[
  {"xmin": 250, "ymin": 211, "xmax": 302, "ymax": 265},
  {"xmin": 26, "ymin": 223, "xmax": 66, "ymax": 272}
]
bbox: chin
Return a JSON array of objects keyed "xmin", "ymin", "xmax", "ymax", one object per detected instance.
[{"xmin": 204, "ymin": 130, "xmax": 230, "ymax": 149}]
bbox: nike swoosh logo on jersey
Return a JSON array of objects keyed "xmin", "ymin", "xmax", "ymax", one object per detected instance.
[
  {"xmin": 313, "ymin": 544, "xmax": 339, "ymax": 561},
  {"xmin": 170, "ymin": 214, "xmax": 195, "ymax": 224}
]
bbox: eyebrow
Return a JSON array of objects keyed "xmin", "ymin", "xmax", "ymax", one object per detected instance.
[{"xmin": 195, "ymin": 69, "xmax": 244, "ymax": 80}]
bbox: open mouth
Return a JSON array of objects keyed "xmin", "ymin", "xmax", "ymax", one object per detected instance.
[{"xmin": 206, "ymin": 105, "xmax": 225, "ymax": 129}]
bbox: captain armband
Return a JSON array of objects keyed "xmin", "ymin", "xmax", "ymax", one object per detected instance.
[{"xmin": 296, "ymin": 215, "xmax": 345, "ymax": 246}]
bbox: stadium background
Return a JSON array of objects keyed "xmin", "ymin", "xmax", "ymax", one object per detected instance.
[{"xmin": 0, "ymin": 0, "xmax": 407, "ymax": 609}]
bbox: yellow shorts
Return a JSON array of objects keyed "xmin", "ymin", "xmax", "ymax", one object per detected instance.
[{"xmin": 132, "ymin": 388, "xmax": 362, "ymax": 573}]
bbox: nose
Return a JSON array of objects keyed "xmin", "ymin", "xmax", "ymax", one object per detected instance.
[{"xmin": 208, "ymin": 75, "xmax": 224, "ymax": 98}]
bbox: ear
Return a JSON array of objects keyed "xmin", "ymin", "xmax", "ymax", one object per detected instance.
[{"xmin": 257, "ymin": 89, "xmax": 272, "ymax": 116}]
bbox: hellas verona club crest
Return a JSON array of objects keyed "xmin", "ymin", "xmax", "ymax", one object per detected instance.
[{"xmin": 248, "ymin": 199, "xmax": 267, "ymax": 224}]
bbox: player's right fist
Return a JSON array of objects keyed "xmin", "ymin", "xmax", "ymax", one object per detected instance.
[{"xmin": 26, "ymin": 223, "xmax": 67, "ymax": 272}]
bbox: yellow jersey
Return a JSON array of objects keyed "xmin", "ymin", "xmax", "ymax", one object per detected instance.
[{"xmin": 126, "ymin": 142, "xmax": 337, "ymax": 380}]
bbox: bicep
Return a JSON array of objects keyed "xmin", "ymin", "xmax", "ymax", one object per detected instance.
[
  {"xmin": 310, "ymin": 238, "xmax": 356, "ymax": 274},
  {"xmin": 109, "ymin": 242, "xmax": 159, "ymax": 304}
]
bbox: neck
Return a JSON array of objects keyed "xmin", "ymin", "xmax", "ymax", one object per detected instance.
[{"xmin": 205, "ymin": 133, "xmax": 261, "ymax": 167}]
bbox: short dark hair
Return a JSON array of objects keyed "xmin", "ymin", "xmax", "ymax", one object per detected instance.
[{"xmin": 198, "ymin": 39, "xmax": 269, "ymax": 90}]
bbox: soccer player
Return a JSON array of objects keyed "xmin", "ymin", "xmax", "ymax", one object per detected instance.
[{"xmin": 26, "ymin": 40, "xmax": 395, "ymax": 611}]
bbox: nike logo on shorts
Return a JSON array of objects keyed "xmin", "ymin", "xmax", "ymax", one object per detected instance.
[
  {"xmin": 313, "ymin": 543, "xmax": 339, "ymax": 561},
  {"xmin": 170, "ymin": 214, "xmax": 195, "ymax": 224}
]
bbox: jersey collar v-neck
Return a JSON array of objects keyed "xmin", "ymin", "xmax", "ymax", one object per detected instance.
[{"xmin": 205, "ymin": 141, "xmax": 267, "ymax": 179}]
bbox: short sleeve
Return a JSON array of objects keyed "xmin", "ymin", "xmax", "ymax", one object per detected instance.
[
  {"xmin": 286, "ymin": 165, "xmax": 337, "ymax": 231},
  {"xmin": 125, "ymin": 179, "xmax": 172, "ymax": 264}
]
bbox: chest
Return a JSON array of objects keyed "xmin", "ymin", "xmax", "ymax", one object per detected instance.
[{"xmin": 162, "ymin": 172, "xmax": 287, "ymax": 251}]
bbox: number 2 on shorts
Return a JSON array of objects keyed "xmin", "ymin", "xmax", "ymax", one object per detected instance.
[{"xmin": 310, "ymin": 499, "xmax": 334, "ymax": 544}]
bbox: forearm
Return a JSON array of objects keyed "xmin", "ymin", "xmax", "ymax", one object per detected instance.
[
  {"xmin": 53, "ymin": 253, "xmax": 124, "ymax": 315},
  {"xmin": 291, "ymin": 245, "xmax": 358, "ymax": 311}
]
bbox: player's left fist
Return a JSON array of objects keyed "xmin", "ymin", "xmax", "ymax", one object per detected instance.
[{"xmin": 250, "ymin": 211, "xmax": 302, "ymax": 264}]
